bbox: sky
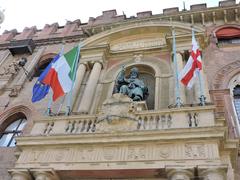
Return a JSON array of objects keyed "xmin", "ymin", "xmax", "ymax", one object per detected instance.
[{"xmin": 0, "ymin": 0, "xmax": 239, "ymax": 33}]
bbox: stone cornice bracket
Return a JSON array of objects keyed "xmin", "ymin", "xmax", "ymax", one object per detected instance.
[
  {"xmin": 31, "ymin": 169, "xmax": 60, "ymax": 180},
  {"xmin": 166, "ymin": 166, "xmax": 194, "ymax": 180},
  {"xmin": 9, "ymin": 169, "xmax": 32, "ymax": 180},
  {"xmin": 198, "ymin": 165, "xmax": 228, "ymax": 180},
  {"xmin": 80, "ymin": 51, "xmax": 106, "ymax": 70}
]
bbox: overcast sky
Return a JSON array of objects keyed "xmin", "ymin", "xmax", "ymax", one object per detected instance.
[{"xmin": 0, "ymin": 0, "xmax": 239, "ymax": 33}]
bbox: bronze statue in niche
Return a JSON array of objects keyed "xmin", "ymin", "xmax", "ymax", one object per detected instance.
[{"xmin": 114, "ymin": 66, "xmax": 148, "ymax": 101}]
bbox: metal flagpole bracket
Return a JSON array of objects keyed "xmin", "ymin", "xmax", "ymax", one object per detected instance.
[
  {"xmin": 46, "ymin": 107, "xmax": 56, "ymax": 116},
  {"xmin": 168, "ymin": 97, "xmax": 184, "ymax": 108},
  {"xmin": 199, "ymin": 95, "xmax": 206, "ymax": 106}
]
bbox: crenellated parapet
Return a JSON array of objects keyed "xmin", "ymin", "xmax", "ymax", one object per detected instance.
[
  {"xmin": 14, "ymin": 26, "xmax": 37, "ymax": 40},
  {"xmin": 88, "ymin": 9, "xmax": 126, "ymax": 26},
  {"xmin": 0, "ymin": 29, "xmax": 17, "ymax": 42},
  {"xmin": 0, "ymin": 1, "xmax": 238, "ymax": 46}
]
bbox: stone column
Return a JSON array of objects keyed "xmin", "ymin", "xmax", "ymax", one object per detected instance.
[
  {"xmin": 72, "ymin": 63, "xmax": 87, "ymax": 109},
  {"xmin": 167, "ymin": 169, "xmax": 193, "ymax": 180},
  {"xmin": 78, "ymin": 61, "xmax": 102, "ymax": 113},
  {"xmin": 176, "ymin": 52, "xmax": 186, "ymax": 104},
  {"xmin": 200, "ymin": 168, "xmax": 226, "ymax": 180},
  {"xmin": 11, "ymin": 171, "xmax": 32, "ymax": 180}
]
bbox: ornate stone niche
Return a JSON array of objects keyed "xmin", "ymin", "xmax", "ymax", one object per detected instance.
[{"xmin": 113, "ymin": 65, "xmax": 155, "ymax": 110}]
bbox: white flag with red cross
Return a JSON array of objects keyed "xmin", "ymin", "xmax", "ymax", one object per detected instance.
[{"xmin": 179, "ymin": 31, "xmax": 202, "ymax": 89}]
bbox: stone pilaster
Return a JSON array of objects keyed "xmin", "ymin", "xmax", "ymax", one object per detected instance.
[{"xmin": 78, "ymin": 61, "xmax": 102, "ymax": 113}]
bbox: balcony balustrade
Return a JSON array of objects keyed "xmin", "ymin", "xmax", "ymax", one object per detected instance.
[{"xmin": 30, "ymin": 105, "xmax": 216, "ymax": 136}]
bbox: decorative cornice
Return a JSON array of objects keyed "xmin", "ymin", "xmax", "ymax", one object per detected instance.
[{"xmin": 16, "ymin": 126, "xmax": 226, "ymax": 146}]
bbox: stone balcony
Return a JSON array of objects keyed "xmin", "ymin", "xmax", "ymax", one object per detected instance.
[
  {"xmin": 29, "ymin": 103, "xmax": 218, "ymax": 136},
  {"xmin": 13, "ymin": 95, "xmax": 235, "ymax": 180}
]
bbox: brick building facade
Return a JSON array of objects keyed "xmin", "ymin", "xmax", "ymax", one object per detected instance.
[{"xmin": 0, "ymin": 0, "xmax": 240, "ymax": 179}]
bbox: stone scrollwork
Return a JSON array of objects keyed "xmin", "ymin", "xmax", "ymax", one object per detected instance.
[
  {"xmin": 157, "ymin": 146, "xmax": 171, "ymax": 159},
  {"xmin": 16, "ymin": 142, "xmax": 217, "ymax": 165},
  {"xmin": 96, "ymin": 93, "xmax": 147, "ymax": 132},
  {"xmin": 103, "ymin": 146, "xmax": 117, "ymax": 160},
  {"xmin": 185, "ymin": 143, "xmax": 206, "ymax": 158},
  {"xmin": 127, "ymin": 146, "xmax": 147, "ymax": 160},
  {"xmin": 0, "ymin": 60, "xmax": 20, "ymax": 76}
]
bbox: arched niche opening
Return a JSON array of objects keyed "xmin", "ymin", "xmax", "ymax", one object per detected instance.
[
  {"xmin": 113, "ymin": 64, "xmax": 155, "ymax": 110},
  {"xmin": 32, "ymin": 53, "xmax": 57, "ymax": 78}
]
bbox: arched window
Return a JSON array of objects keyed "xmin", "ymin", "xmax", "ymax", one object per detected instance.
[
  {"xmin": 233, "ymin": 85, "xmax": 240, "ymax": 121},
  {"xmin": 215, "ymin": 27, "xmax": 240, "ymax": 46},
  {"xmin": 228, "ymin": 74, "xmax": 240, "ymax": 136},
  {"xmin": 0, "ymin": 113, "xmax": 27, "ymax": 147}
]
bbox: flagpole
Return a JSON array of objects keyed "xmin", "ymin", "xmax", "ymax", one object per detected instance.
[
  {"xmin": 46, "ymin": 90, "xmax": 53, "ymax": 116},
  {"xmin": 192, "ymin": 27, "xmax": 206, "ymax": 106},
  {"xmin": 172, "ymin": 27, "xmax": 182, "ymax": 108},
  {"xmin": 56, "ymin": 94, "xmax": 66, "ymax": 115},
  {"xmin": 46, "ymin": 44, "xmax": 65, "ymax": 116},
  {"xmin": 66, "ymin": 45, "xmax": 81, "ymax": 115}
]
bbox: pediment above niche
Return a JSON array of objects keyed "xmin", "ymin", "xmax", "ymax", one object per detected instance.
[{"xmin": 82, "ymin": 22, "xmax": 205, "ymax": 51}]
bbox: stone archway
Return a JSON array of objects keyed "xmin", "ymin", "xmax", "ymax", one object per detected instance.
[
  {"xmin": 213, "ymin": 60, "xmax": 240, "ymax": 90},
  {"xmin": 0, "ymin": 104, "xmax": 34, "ymax": 134}
]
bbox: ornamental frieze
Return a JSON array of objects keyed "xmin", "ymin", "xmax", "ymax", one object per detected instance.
[
  {"xmin": 16, "ymin": 143, "xmax": 219, "ymax": 165},
  {"xmin": 110, "ymin": 38, "xmax": 166, "ymax": 52}
]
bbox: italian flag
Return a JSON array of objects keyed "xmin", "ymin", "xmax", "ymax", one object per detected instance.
[{"xmin": 42, "ymin": 46, "xmax": 79, "ymax": 101}]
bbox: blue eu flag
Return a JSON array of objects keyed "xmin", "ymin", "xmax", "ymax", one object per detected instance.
[{"xmin": 31, "ymin": 54, "xmax": 60, "ymax": 103}]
